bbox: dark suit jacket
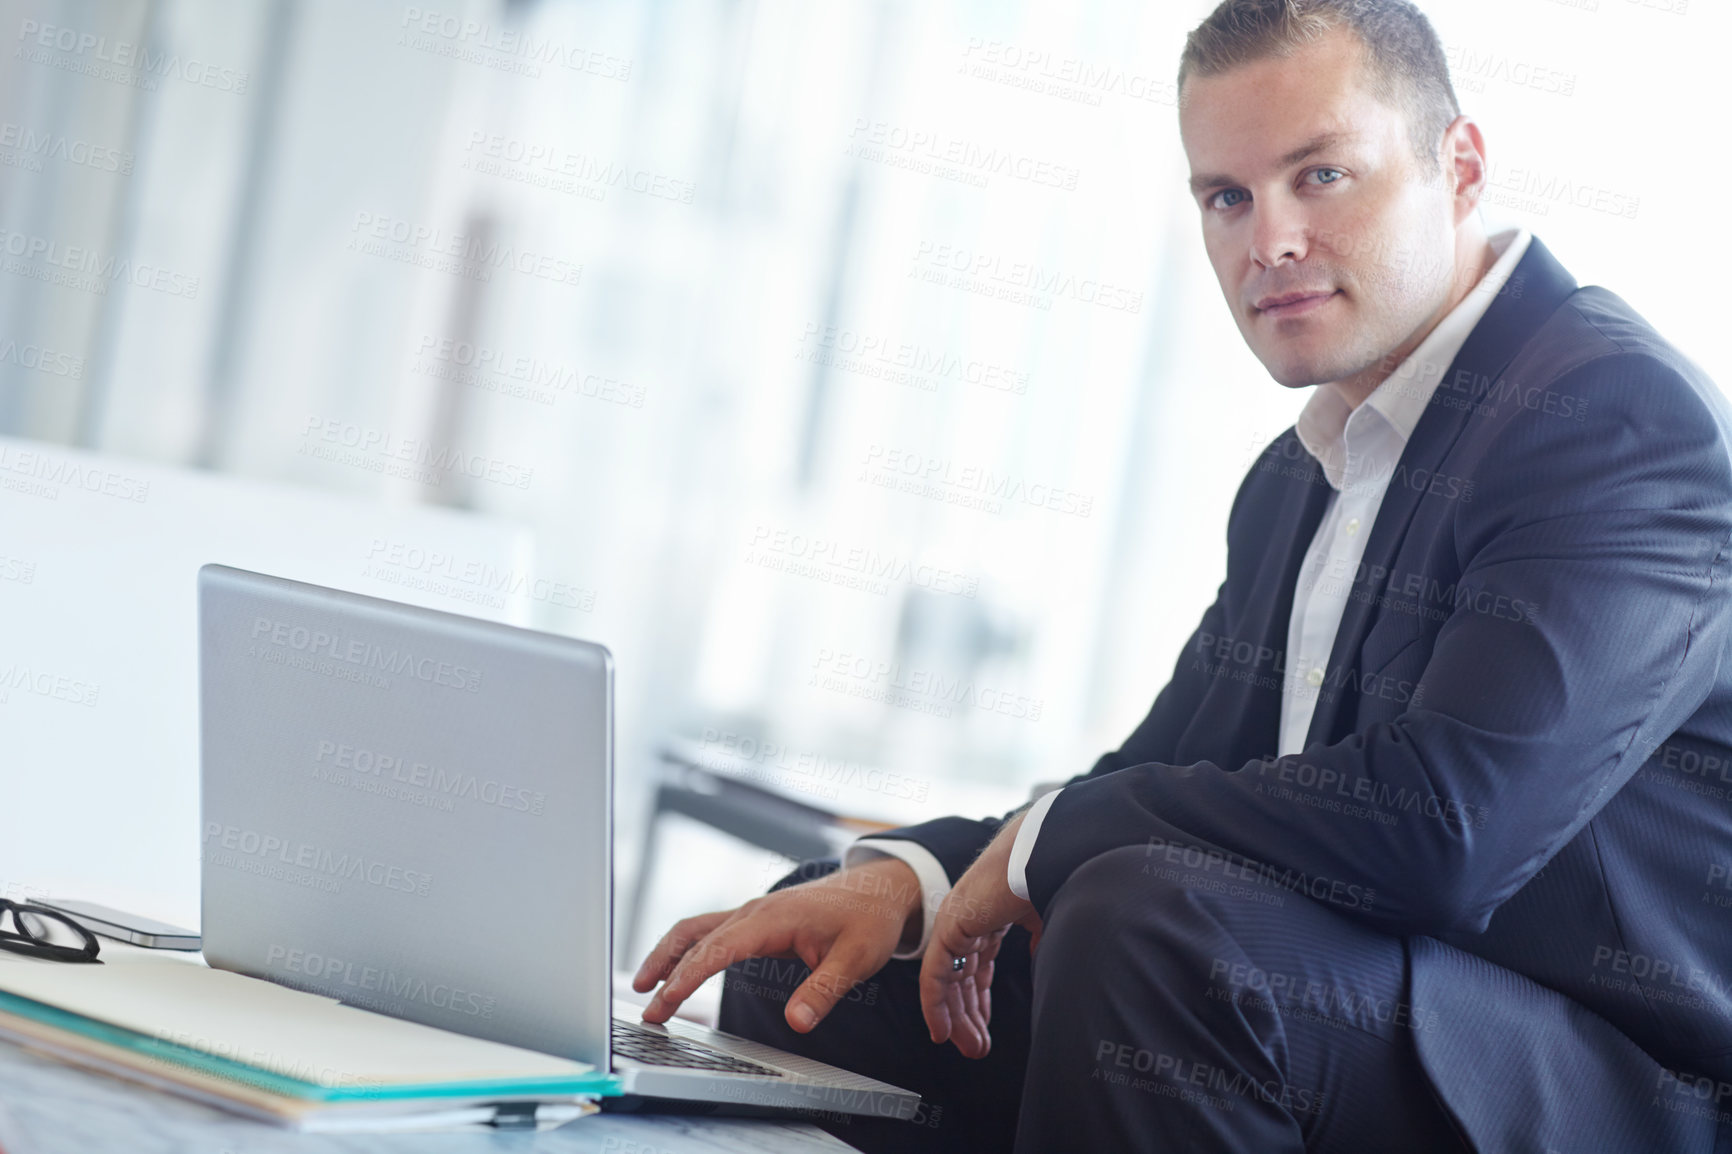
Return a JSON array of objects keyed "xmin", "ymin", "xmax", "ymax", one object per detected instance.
[{"xmin": 876, "ymin": 238, "xmax": 1732, "ymax": 1150}]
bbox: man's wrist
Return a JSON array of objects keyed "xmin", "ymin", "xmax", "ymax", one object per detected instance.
[
  {"xmin": 843, "ymin": 840, "xmax": 953, "ymax": 957},
  {"xmin": 846, "ymin": 856, "xmax": 923, "ymax": 938}
]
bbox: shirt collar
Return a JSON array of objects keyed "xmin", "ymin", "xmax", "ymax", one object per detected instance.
[{"xmin": 1296, "ymin": 227, "xmax": 1532, "ymax": 490}]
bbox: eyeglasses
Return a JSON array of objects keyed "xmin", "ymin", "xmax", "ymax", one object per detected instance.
[{"xmin": 0, "ymin": 900, "xmax": 102, "ymax": 964}]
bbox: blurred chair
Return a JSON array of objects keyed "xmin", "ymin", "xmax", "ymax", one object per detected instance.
[{"xmin": 619, "ymin": 736, "xmax": 898, "ymax": 970}]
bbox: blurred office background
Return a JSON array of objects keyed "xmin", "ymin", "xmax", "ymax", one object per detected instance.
[{"xmin": 0, "ymin": 0, "xmax": 1721, "ymax": 968}]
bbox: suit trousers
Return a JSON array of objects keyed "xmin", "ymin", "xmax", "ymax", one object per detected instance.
[{"xmin": 717, "ymin": 848, "xmax": 1473, "ymax": 1153}]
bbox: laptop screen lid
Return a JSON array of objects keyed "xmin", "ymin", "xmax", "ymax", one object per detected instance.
[{"xmin": 197, "ymin": 564, "xmax": 613, "ymax": 1068}]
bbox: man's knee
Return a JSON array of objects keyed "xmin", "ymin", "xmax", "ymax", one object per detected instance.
[
  {"xmin": 1049, "ymin": 839, "xmax": 1349, "ymax": 938},
  {"xmin": 1039, "ymin": 842, "xmax": 1290, "ymax": 982},
  {"xmin": 1043, "ymin": 843, "xmax": 1198, "ymax": 939}
]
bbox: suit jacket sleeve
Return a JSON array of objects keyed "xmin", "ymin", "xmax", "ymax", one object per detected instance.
[{"xmin": 1024, "ymin": 353, "xmax": 1732, "ymax": 936}]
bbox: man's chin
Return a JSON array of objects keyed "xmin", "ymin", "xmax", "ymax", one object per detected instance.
[
  {"xmin": 1260, "ymin": 360, "xmax": 1344, "ymax": 390},
  {"xmin": 1255, "ymin": 342, "xmax": 1379, "ymax": 390},
  {"xmin": 1245, "ymin": 338, "xmax": 1326, "ymax": 388}
]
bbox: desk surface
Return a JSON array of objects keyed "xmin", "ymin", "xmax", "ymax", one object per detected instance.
[{"xmin": 0, "ymin": 1038, "xmax": 862, "ymax": 1154}]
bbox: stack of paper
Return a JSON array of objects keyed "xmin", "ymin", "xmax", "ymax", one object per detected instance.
[{"xmin": 0, "ymin": 951, "xmax": 618, "ymax": 1131}]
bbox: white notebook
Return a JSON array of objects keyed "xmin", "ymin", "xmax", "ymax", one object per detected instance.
[{"xmin": 0, "ymin": 949, "xmax": 615, "ymax": 1129}]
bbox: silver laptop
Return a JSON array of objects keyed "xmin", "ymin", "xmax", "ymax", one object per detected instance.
[{"xmin": 196, "ymin": 564, "xmax": 918, "ymax": 1119}]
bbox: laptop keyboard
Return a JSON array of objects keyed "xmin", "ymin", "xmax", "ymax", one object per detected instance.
[{"xmin": 611, "ymin": 1018, "xmax": 786, "ymax": 1078}]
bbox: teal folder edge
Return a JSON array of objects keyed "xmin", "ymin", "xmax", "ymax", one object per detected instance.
[{"xmin": 0, "ymin": 988, "xmax": 623, "ymax": 1102}]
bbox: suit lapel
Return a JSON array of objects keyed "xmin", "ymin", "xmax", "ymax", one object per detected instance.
[
  {"xmin": 1207, "ymin": 445, "xmax": 1334, "ymax": 766},
  {"xmin": 1302, "ymin": 238, "xmax": 1581, "ymax": 749}
]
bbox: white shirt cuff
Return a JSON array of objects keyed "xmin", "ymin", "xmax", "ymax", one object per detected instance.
[
  {"xmin": 1007, "ymin": 788, "xmax": 1063, "ymax": 902},
  {"xmin": 844, "ymin": 838, "xmax": 952, "ymax": 960}
]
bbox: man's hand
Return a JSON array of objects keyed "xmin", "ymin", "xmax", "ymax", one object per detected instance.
[
  {"xmin": 919, "ymin": 812, "xmax": 1043, "ymax": 1060},
  {"xmin": 633, "ymin": 857, "xmax": 926, "ymax": 1033}
]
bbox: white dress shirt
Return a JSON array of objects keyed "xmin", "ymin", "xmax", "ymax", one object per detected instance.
[{"xmin": 851, "ymin": 228, "xmax": 1533, "ymax": 954}]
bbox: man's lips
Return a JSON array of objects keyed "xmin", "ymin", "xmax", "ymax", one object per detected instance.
[{"xmin": 1254, "ymin": 290, "xmax": 1338, "ymax": 318}]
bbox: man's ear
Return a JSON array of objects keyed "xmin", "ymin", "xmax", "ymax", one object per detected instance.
[{"xmin": 1440, "ymin": 115, "xmax": 1488, "ymax": 224}]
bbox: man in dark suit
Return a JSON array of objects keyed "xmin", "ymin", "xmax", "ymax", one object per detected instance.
[{"xmin": 635, "ymin": 2, "xmax": 1732, "ymax": 1150}]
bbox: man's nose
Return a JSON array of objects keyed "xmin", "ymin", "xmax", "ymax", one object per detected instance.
[{"xmin": 1248, "ymin": 199, "xmax": 1310, "ymax": 269}]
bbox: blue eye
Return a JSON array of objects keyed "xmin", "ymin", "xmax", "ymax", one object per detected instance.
[
  {"xmin": 1210, "ymin": 188, "xmax": 1248, "ymax": 210},
  {"xmin": 1311, "ymin": 168, "xmax": 1344, "ymax": 185}
]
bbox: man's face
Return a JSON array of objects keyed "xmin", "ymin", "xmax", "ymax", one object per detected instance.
[{"xmin": 1180, "ymin": 30, "xmax": 1458, "ymax": 389}]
